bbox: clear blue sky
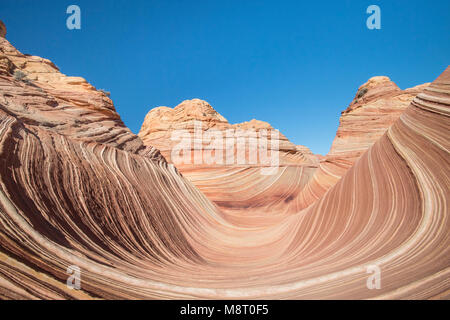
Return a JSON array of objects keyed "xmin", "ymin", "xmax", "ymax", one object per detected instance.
[{"xmin": 1, "ymin": 0, "xmax": 449, "ymax": 154}]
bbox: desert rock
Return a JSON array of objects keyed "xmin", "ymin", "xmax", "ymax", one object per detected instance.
[{"xmin": 0, "ymin": 22, "xmax": 448, "ymax": 299}]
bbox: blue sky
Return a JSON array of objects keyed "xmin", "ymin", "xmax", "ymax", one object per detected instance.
[{"xmin": 1, "ymin": 0, "xmax": 449, "ymax": 154}]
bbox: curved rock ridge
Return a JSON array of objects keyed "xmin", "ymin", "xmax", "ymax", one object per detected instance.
[
  {"xmin": 139, "ymin": 98, "xmax": 315, "ymax": 166},
  {"xmin": 1, "ymin": 66, "xmax": 448, "ymax": 299},
  {"xmin": 139, "ymin": 99, "xmax": 319, "ymax": 217},
  {"xmin": 0, "ymin": 26, "xmax": 448, "ymax": 299},
  {"xmin": 0, "ymin": 108, "xmax": 222, "ymax": 299},
  {"xmin": 138, "ymin": 77, "xmax": 428, "ymax": 215},
  {"xmin": 0, "ymin": 35, "xmax": 163, "ymax": 161},
  {"xmin": 330, "ymin": 76, "xmax": 430, "ymax": 159},
  {"xmin": 296, "ymin": 76, "xmax": 430, "ymax": 210}
]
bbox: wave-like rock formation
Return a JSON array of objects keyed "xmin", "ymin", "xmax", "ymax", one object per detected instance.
[
  {"xmin": 138, "ymin": 98, "xmax": 319, "ymax": 219},
  {"xmin": 0, "ymin": 24, "xmax": 448, "ymax": 299},
  {"xmin": 139, "ymin": 98, "xmax": 317, "ymax": 165},
  {"xmin": 300, "ymin": 76, "xmax": 430, "ymax": 210},
  {"xmin": 0, "ymin": 35, "xmax": 163, "ymax": 161},
  {"xmin": 138, "ymin": 78, "xmax": 429, "ymax": 217}
]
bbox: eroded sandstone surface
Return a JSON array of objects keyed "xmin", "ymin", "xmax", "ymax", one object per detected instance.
[
  {"xmin": 138, "ymin": 77, "xmax": 430, "ymax": 217},
  {"xmin": 0, "ymin": 34, "xmax": 163, "ymax": 161},
  {"xmin": 0, "ymin": 21, "xmax": 448, "ymax": 299}
]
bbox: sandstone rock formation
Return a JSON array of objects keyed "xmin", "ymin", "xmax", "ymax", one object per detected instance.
[
  {"xmin": 138, "ymin": 77, "xmax": 429, "ymax": 216},
  {"xmin": 295, "ymin": 76, "xmax": 430, "ymax": 210},
  {"xmin": 139, "ymin": 98, "xmax": 315, "ymax": 166},
  {"xmin": 138, "ymin": 99, "xmax": 319, "ymax": 218},
  {"xmin": 0, "ymin": 34, "xmax": 163, "ymax": 161},
  {"xmin": 329, "ymin": 76, "xmax": 429, "ymax": 162},
  {"xmin": 0, "ymin": 24, "xmax": 448, "ymax": 299}
]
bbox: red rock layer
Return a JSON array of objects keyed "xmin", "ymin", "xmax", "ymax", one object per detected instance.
[
  {"xmin": 138, "ymin": 77, "xmax": 428, "ymax": 216},
  {"xmin": 0, "ymin": 28, "xmax": 448, "ymax": 299},
  {"xmin": 139, "ymin": 99, "xmax": 319, "ymax": 219},
  {"xmin": 139, "ymin": 98, "xmax": 315, "ymax": 166},
  {"xmin": 296, "ymin": 76, "xmax": 429, "ymax": 210},
  {"xmin": 0, "ymin": 36, "xmax": 163, "ymax": 161}
]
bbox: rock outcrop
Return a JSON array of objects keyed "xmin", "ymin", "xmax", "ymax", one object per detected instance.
[
  {"xmin": 139, "ymin": 99, "xmax": 319, "ymax": 218},
  {"xmin": 0, "ymin": 22, "xmax": 448, "ymax": 299},
  {"xmin": 138, "ymin": 77, "xmax": 429, "ymax": 216},
  {"xmin": 329, "ymin": 76, "xmax": 429, "ymax": 161},
  {"xmin": 139, "ymin": 98, "xmax": 315, "ymax": 166},
  {"xmin": 296, "ymin": 76, "xmax": 430, "ymax": 210},
  {"xmin": 0, "ymin": 35, "xmax": 163, "ymax": 161}
]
